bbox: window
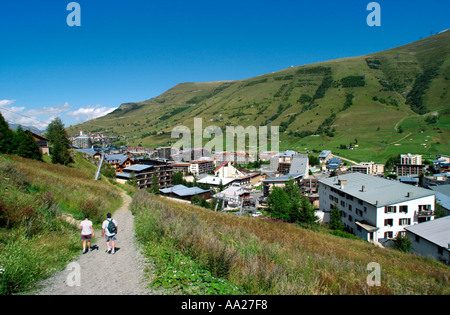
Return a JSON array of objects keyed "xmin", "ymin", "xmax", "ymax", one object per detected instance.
[
  {"xmin": 418, "ymin": 205, "xmax": 431, "ymax": 211},
  {"xmin": 356, "ymin": 208, "xmax": 363, "ymax": 217},
  {"xmin": 348, "ymin": 205, "xmax": 352, "ymax": 211},
  {"xmin": 399, "ymin": 218, "xmax": 411, "ymax": 226},
  {"xmin": 385, "ymin": 206, "xmax": 397, "ymax": 213},
  {"xmin": 384, "ymin": 231, "xmax": 393, "ymax": 239},
  {"xmin": 340, "ymin": 200, "xmax": 346, "ymax": 207},
  {"xmin": 384, "ymin": 219, "xmax": 393, "ymax": 227},
  {"xmin": 399, "ymin": 205, "xmax": 408, "ymax": 214},
  {"xmin": 415, "ymin": 235, "xmax": 420, "ymax": 243}
]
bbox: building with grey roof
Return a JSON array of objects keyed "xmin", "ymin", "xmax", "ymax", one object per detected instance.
[
  {"xmin": 116, "ymin": 162, "xmax": 173, "ymax": 190},
  {"xmin": 404, "ymin": 215, "xmax": 450, "ymax": 265},
  {"xmin": 318, "ymin": 172, "xmax": 435, "ymax": 244},
  {"xmin": 318, "ymin": 150, "xmax": 332, "ymax": 163},
  {"xmin": 262, "ymin": 154, "xmax": 309, "ymax": 197},
  {"xmin": 429, "ymin": 184, "xmax": 450, "ymax": 214},
  {"xmin": 289, "ymin": 154, "xmax": 309, "ymax": 176},
  {"xmin": 160, "ymin": 184, "xmax": 212, "ymax": 202}
]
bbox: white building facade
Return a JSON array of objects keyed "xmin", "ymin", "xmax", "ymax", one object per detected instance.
[{"xmin": 318, "ymin": 173, "xmax": 435, "ymax": 244}]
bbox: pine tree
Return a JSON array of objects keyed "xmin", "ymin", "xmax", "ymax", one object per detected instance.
[
  {"xmin": 329, "ymin": 203, "xmax": 344, "ymax": 231},
  {"xmin": 13, "ymin": 126, "xmax": 42, "ymax": 161},
  {"xmin": 284, "ymin": 178, "xmax": 302, "ymax": 223},
  {"xmin": 268, "ymin": 187, "xmax": 290, "ymax": 221},
  {"xmin": 0, "ymin": 112, "xmax": 15, "ymax": 154},
  {"xmin": 392, "ymin": 233, "xmax": 412, "ymax": 252},
  {"xmin": 298, "ymin": 196, "xmax": 318, "ymax": 225},
  {"xmin": 51, "ymin": 138, "xmax": 71, "ymax": 165},
  {"xmin": 47, "ymin": 118, "xmax": 72, "ymax": 165}
]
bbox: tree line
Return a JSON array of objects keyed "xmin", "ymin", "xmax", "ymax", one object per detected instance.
[{"xmin": 0, "ymin": 113, "xmax": 72, "ymax": 165}]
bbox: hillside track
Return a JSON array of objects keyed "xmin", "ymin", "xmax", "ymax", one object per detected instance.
[{"xmin": 31, "ymin": 192, "xmax": 155, "ymax": 295}]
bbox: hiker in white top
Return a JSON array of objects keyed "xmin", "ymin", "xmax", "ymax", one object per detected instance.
[
  {"xmin": 79, "ymin": 214, "xmax": 94, "ymax": 254},
  {"xmin": 102, "ymin": 212, "xmax": 118, "ymax": 254}
]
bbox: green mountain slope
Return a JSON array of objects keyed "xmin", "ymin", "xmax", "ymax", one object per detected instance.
[{"xmin": 68, "ymin": 30, "xmax": 450, "ymax": 163}]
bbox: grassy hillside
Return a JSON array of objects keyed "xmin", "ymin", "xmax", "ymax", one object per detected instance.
[
  {"xmin": 0, "ymin": 152, "xmax": 122, "ymax": 294},
  {"xmin": 68, "ymin": 31, "xmax": 450, "ymax": 163},
  {"xmin": 131, "ymin": 190, "xmax": 449, "ymax": 295}
]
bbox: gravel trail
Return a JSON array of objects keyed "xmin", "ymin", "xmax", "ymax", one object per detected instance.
[{"xmin": 32, "ymin": 191, "xmax": 154, "ymax": 295}]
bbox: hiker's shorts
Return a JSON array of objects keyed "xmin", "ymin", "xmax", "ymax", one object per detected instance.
[
  {"xmin": 81, "ymin": 234, "xmax": 92, "ymax": 241},
  {"xmin": 105, "ymin": 235, "xmax": 116, "ymax": 242}
]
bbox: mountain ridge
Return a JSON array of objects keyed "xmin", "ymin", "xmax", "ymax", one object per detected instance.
[{"xmin": 67, "ymin": 30, "xmax": 450, "ymax": 162}]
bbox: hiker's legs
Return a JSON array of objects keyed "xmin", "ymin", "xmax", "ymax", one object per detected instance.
[{"xmin": 82, "ymin": 240, "xmax": 86, "ymax": 251}]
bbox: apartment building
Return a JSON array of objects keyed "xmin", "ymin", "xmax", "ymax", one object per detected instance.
[
  {"xmin": 318, "ymin": 173, "xmax": 435, "ymax": 243},
  {"xmin": 401, "ymin": 153, "xmax": 422, "ymax": 165},
  {"xmin": 396, "ymin": 153, "xmax": 424, "ymax": 177},
  {"xmin": 116, "ymin": 162, "xmax": 173, "ymax": 190},
  {"xmin": 189, "ymin": 159, "xmax": 214, "ymax": 176},
  {"xmin": 351, "ymin": 162, "xmax": 384, "ymax": 176},
  {"xmin": 73, "ymin": 136, "xmax": 92, "ymax": 149}
]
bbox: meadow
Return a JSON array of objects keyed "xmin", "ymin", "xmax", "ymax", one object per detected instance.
[
  {"xmin": 131, "ymin": 190, "xmax": 450, "ymax": 295},
  {"xmin": 0, "ymin": 152, "xmax": 122, "ymax": 294}
]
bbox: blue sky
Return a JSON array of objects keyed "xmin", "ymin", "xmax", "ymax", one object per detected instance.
[{"xmin": 0, "ymin": 0, "xmax": 448, "ymax": 130}]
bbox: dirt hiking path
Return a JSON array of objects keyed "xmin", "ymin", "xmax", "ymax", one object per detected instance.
[{"xmin": 33, "ymin": 191, "xmax": 154, "ymax": 295}]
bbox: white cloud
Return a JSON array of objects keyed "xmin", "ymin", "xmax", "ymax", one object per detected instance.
[
  {"xmin": 25, "ymin": 102, "xmax": 71, "ymax": 116},
  {"xmin": 0, "ymin": 99, "xmax": 16, "ymax": 108},
  {"xmin": 1, "ymin": 100, "xmax": 117, "ymax": 130},
  {"xmin": 0, "ymin": 99, "xmax": 64, "ymax": 130},
  {"xmin": 67, "ymin": 105, "xmax": 117, "ymax": 122}
]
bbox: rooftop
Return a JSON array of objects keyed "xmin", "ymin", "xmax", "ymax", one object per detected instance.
[
  {"xmin": 276, "ymin": 150, "xmax": 297, "ymax": 157},
  {"xmin": 289, "ymin": 154, "xmax": 308, "ymax": 175},
  {"xmin": 319, "ymin": 150, "xmax": 331, "ymax": 158},
  {"xmin": 160, "ymin": 184, "xmax": 210, "ymax": 197},
  {"xmin": 263, "ymin": 173, "xmax": 303, "ymax": 182},
  {"xmin": 198, "ymin": 176, "xmax": 235, "ymax": 186},
  {"xmin": 404, "ymin": 215, "xmax": 450, "ymax": 250},
  {"xmin": 123, "ymin": 164, "xmax": 153, "ymax": 172},
  {"xmin": 319, "ymin": 172, "xmax": 435, "ymax": 207},
  {"xmin": 429, "ymin": 184, "xmax": 450, "ymax": 197}
]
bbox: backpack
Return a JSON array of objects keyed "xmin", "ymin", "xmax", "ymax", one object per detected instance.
[{"xmin": 107, "ymin": 219, "xmax": 117, "ymax": 234}]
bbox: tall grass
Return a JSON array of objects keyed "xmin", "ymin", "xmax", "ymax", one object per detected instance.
[
  {"xmin": 131, "ymin": 190, "xmax": 450, "ymax": 295},
  {"xmin": 0, "ymin": 153, "xmax": 122, "ymax": 294}
]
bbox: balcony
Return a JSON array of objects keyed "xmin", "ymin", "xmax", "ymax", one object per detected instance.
[{"xmin": 415, "ymin": 210, "xmax": 434, "ymax": 217}]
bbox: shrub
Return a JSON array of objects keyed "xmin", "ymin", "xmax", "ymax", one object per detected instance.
[{"xmin": 341, "ymin": 75, "xmax": 366, "ymax": 88}]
